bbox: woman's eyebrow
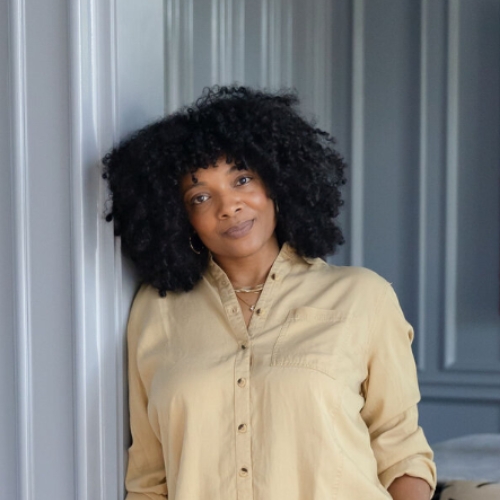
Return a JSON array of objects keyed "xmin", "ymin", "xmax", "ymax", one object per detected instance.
[
  {"xmin": 182, "ymin": 173, "xmax": 204, "ymax": 192},
  {"xmin": 228, "ymin": 163, "xmax": 248, "ymax": 174},
  {"xmin": 182, "ymin": 182, "xmax": 204, "ymax": 196},
  {"xmin": 227, "ymin": 164, "xmax": 243, "ymax": 174}
]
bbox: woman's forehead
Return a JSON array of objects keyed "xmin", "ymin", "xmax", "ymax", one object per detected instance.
[
  {"xmin": 181, "ymin": 158, "xmax": 249, "ymax": 187},
  {"xmin": 180, "ymin": 160, "xmax": 246, "ymax": 192}
]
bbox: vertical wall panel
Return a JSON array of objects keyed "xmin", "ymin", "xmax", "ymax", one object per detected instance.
[
  {"xmin": 8, "ymin": 1, "xmax": 30, "ymax": 498},
  {"xmin": 25, "ymin": 0, "xmax": 75, "ymax": 495},
  {"xmin": 71, "ymin": 0, "xmax": 125, "ymax": 499},
  {"xmin": 165, "ymin": 0, "xmax": 193, "ymax": 110},
  {"xmin": 350, "ymin": 0, "xmax": 365, "ymax": 267},
  {"xmin": 260, "ymin": 0, "xmax": 293, "ymax": 88},
  {"xmin": 419, "ymin": 0, "xmax": 447, "ymax": 380},
  {"xmin": 363, "ymin": 0, "xmax": 421, "ymax": 324},
  {"xmin": 327, "ymin": 0, "xmax": 352, "ymax": 267},
  {"xmin": 416, "ymin": 0, "xmax": 430, "ymax": 369},
  {"xmin": 416, "ymin": 0, "xmax": 448, "ymax": 374},
  {"xmin": 453, "ymin": 0, "xmax": 500, "ymax": 371},
  {"xmin": 442, "ymin": 0, "xmax": 500, "ymax": 373},
  {"xmin": 0, "ymin": 0, "xmax": 17, "ymax": 495},
  {"xmin": 444, "ymin": 0, "xmax": 461, "ymax": 369},
  {"xmin": 210, "ymin": 0, "xmax": 245, "ymax": 86},
  {"xmin": 6, "ymin": 0, "xmax": 77, "ymax": 498}
]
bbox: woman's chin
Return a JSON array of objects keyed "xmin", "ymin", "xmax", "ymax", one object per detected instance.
[{"xmin": 211, "ymin": 235, "xmax": 278, "ymax": 262}]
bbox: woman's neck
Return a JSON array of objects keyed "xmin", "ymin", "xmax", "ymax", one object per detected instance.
[{"xmin": 213, "ymin": 239, "xmax": 280, "ymax": 289}]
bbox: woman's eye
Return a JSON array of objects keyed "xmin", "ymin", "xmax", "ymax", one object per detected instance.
[
  {"xmin": 236, "ymin": 176, "xmax": 252, "ymax": 186},
  {"xmin": 191, "ymin": 194, "xmax": 209, "ymax": 205}
]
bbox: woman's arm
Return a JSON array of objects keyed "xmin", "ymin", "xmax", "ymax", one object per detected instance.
[
  {"xmin": 388, "ymin": 475, "xmax": 432, "ymax": 500},
  {"xmin": 125, "ymin": 287, "xmax": 168, "ymax": 499},
  {"xmin": 360, "ymin": 282, "xmax": 437, "ymax": 495}
]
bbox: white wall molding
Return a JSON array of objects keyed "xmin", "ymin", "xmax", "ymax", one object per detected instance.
[
  {"xmin": 70, "ymin": 2, "xmax": 94, "ymax": 499},
  {"xmin": 165, "ymin": 0, "xmax": 194, "ymax": 111},
  {"xmin": 70, "ymin": 0, "xmax": 126, "ymax": 499},
  {"xmin": 10, "ymin": 0, "xmax": 34, "ymax": 498},
  {"xmin": 212, "ymin": 0, "xmax": 245, "ymax": 85},
  {"xmin": 68, "ymin": 0, "xmax": 157, "ymax": 497},
  {"xmin": 443, "ymin": 0, "xmax": 460, "ymax": 370},
  {"xmin": 260, "ymin": 0, "xmax": 292, "ymax": 88}
]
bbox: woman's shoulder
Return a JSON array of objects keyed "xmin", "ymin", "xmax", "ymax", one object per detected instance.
[
  {"xmin": 128, "ymin": 282, "xmax": 183, "ymax": 325},
  {"xmin": 304, "ymin": 256, "xmax": 391, "ymax": 291}
]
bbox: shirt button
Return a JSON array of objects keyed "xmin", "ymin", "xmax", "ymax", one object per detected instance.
[
  {"xmin": 237, "ymin": 378, "xmax": 246, "ymax": 387},
  {"xmin": 239, "ymin": 467, "xmax": 249, "ymax": 477},
  {"xmin": 271, "ymin": 273, "xmax": 277, "ymax": 280},
  {"xmin": 255, "ymin": 308, "xmax": 262, "ymax": 315},
  {"xmin": 241, "ymin": 343, "xmax": 247, "ymax": 350},
  {"xmin": 238, "ymin": 423, "xmax": 247, "ymax": 433},
  {"xmin": 231, "ymin": 306, "xmax": 238, "ymax": 313}
]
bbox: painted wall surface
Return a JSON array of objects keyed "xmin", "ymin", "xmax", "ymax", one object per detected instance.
[{"xmin": 1, "ymin": 0, "xmax": 498, "ymax": 499}]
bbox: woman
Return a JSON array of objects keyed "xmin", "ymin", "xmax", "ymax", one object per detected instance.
[{"xmin": 103, "ymin": 86, "xmax": 436, "ymax": 500}]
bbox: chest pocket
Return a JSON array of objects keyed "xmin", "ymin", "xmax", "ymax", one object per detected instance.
[{"xmin": 270, "ymin": 307, "xmax": 349, "ymax": 379}]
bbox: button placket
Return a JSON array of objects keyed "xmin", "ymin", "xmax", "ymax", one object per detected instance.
[
  {"xmin": 234, "ymin": 338, "xmax": 253, "ymax": 499},
  {"xmin": 209, "ymin": 252, "xmax": 290, "ymax": 500}
]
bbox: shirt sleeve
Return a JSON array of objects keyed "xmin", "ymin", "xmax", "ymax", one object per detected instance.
[
  {"xmin": 360, "ymin": 282, "xmax": 437, "ymax": 496},
  {"xmin": 125, "ymin": 289, "xmax": 168, "ymax": 500}
]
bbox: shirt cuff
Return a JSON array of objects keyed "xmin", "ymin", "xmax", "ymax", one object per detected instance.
[{"xmin": 379, "ymin": 455, "xmax": 437, "ymax": 498}]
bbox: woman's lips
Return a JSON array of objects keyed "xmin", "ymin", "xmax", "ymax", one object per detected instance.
[{"xmin": 223, "ymin": 220, "xmax": 254, "ymax": 239}]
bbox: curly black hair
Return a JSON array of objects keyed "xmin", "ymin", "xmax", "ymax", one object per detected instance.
[{"xmin": 102, "ymin": 85, "xmax": 347, "ymax": 296}]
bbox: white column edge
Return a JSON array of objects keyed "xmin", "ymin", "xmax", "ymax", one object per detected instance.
[{"xmin": 10, "ymin": 0, "xmax": 34, "ymax": 498}]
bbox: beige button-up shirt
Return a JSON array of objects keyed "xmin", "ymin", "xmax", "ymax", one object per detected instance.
[{"xmin": 125, "ymin": 243, "xmax": 436, "ymax": 500}]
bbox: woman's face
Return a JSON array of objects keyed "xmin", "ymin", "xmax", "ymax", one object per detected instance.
[{"xmin": 180, "ymin": 157, "xmax": 278, "ymax": 262}]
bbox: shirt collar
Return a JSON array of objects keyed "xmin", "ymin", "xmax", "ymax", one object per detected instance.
[{"xmin": 205, "ymin": 241, "xmax": 310, "ymax": 286}]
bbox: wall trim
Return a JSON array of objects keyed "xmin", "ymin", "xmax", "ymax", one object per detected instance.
[
  {"xmin": 421, "ymin": 383, "xmax": 500, "ymax": 402},
  {"xmin": 165, "ymin": 0, "xmax": 194, "ymax": 110},
  {"xmin": 212, "ymin": 0, "xmax": 244, "ymax": 85},
  {"xmin": 261, "ymin": 0, "xmax": 280, "ymax": 87},
  {"xmin": 10, "ymin": 0, "xmax": 34, "ymax": 499},
  {"xmin": 443, "ymin": 0, "xmax": 460, "ymax": 370},
  {"xmin": 417, "ymin": 0, "xmax": 429, "ymax": 371},
  {"xmin": 350, "ymin": 0, "xmax": 365, "ymax": 266},
  {"xmin": 70, "ymin": 0, "xmax": 103, "ymax": 498},
  {"xmin": 308, "ymin": 0, "xmax": 333, "ymax": 132},
  {"xmin": 70, "ymin": 0, "xmax": 124, "ymax": 498}
]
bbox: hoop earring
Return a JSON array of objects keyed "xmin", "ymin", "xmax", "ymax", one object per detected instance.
[
  {"xmin": 275, "ymin": 200, "xmax": 280, "ymax": 214},
  {"xmin": 189, "ymin": 235, "xmax": 204, "ymax": 255}
]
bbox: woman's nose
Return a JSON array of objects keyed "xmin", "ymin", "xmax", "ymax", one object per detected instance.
[{"xmin": 217, "ymin": 193, "xmax": 242, "ymax": 219}]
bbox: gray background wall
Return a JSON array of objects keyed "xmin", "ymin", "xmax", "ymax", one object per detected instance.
[{"xmin": 1, "ymin": 0, "xmax": 498, "ymax": 498}]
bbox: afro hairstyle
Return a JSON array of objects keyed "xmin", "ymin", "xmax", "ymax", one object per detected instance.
[{"xmin": 102, "ymin": 85, "xmax": 347, "ymax": 296}]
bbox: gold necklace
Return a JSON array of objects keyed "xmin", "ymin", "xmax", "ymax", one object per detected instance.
[
  {"xmin": 236, "ymin": 293, "xmax": 260, "ymax": 312},
  {"xmin": 233, "ymin": 283, "xmax": 265, "ymax": 293}
]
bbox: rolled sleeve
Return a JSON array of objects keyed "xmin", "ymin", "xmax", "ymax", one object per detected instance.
[
  {"xmin": 361, "ymin": 284, "xmax": 437, "ymax": 494},
  {"xmin": 373, "ymin": 407, "xmax": 436, "ymax": 491}
]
